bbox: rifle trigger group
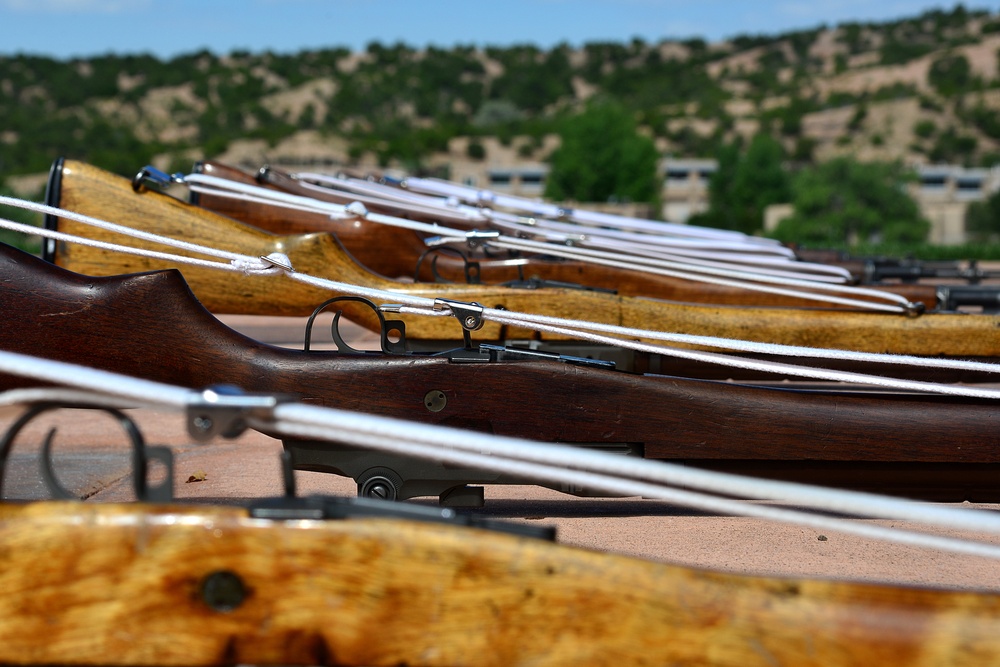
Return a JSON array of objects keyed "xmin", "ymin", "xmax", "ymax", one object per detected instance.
[
  {"xmin": 412, "ymin": 247, "xmax": 481, "ymax": 285},
  {"xmin": 186, "ymin": 386, "xmax": 294, "ymax": 442},
  {"xmin": 304, "ymin": 296, "xmax": 408, "ymax": 354},
  {"xmin": 0, "ymin": 401, "xmax": 175, "ymax": 503}
]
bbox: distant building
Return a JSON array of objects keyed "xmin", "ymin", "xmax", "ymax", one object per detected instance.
[
  {"xmin": 913, "ymin": 165, "xmax": 1000, "ymax": 245},
  {"xmin": 661, "ymin": 158, "xmax": 716, "ymax": 223},
  {"xmin": 449, "ymin": 164, "xmax": 550, "ymax": 198},
  {"xmin": 442, "ymin": 136, "xmax": 554, "ymax": 199}
]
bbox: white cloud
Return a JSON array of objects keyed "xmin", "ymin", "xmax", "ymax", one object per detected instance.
[{"xmin": 0, "ymin": 0, "xmax": 151, "ymax": 13}]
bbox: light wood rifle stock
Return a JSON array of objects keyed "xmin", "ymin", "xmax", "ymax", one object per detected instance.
[
  {"xmin": 4, "ymin": 242, "xmax": 1000, "ymax": 500},
  {"xmin": 2, "ymin": 501, "xmax": 998, "ymax": 666},
  {"xmin": 45, "ymin": 159, "xmax": 1000, "ymax": 355}
]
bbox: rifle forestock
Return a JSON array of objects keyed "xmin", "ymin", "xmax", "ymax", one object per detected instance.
[{"xmin": 0, "ymin": 501, "xmax": 997, "ymax": 666}]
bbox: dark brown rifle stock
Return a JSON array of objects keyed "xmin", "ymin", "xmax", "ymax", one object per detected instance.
[
  {"xmin": 41, "ymin": 159, "xmax": 1000, "ymax": 355},
  {"xmin": 1, "ymin": 500, "xmax": 999, "ymax": 665},
  {"xmin": 4, "ymin": 242, "xmax": 1000, "ymax": 500}
]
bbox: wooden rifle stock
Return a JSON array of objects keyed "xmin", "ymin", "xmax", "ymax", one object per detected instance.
[
  {"xmin": 2, "ymin": 500, "xmax": 998, "ymax": 666},
  {"xmin": 200, "ymin": 161, "xmax": 942, "ymax": 309},
  {"xmin": 4, "ymin": 242, "xmax": 1000, "ymax": 499},
  {"xmin": 48, "ymin": 158, "xmax": 617, "ymax": 341},
  {"xmin": 43, "ymin": 160, "xmax": 1000, "ymax": 355},
  {"xmin": 194, "ymin": 161, "xmax": 460, "ymax": 282}
]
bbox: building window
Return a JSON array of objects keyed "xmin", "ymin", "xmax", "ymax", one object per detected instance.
[
  {"xmin": 956, "ymin": 177, "xmax": 984, "ymax": 199},
  {"xmin": 920, "ymin": 174, "xmax": 948, "ymax": 190}
]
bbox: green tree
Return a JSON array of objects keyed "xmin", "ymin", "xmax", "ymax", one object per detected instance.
[
  {"xmin": 487, "ymin": 45, "xmax": 572, "ymax": 113},
  {"xmin": 544, "ymin": 100, "xmax": 659, "ymax": 204},
  {"xmin": 929, "ymin": 126, "xmax": 978, "ymax": 164},
  {"xmin": 689, "ymin": 140, "xmax": 740, "ymax": 228},
  {"xmin": 691, "ymin": 133, "xmax": 791, "ymax": 234},
  {"xmin": 466, "ymin": 140, "xmax": 486, "ymax": 160},
  {"xmin": 847, "ymin": 103, "xmax": 868, "ymax": 131},
  {"xmin": 928, "ymin": 53, "xmax": 973, "ymax": 96},
  {"xmin": 913, "ymin": 119, "xmax": 937, "ymax": 138},
  {"xmin": 965, "ymin": 190, "xmax": 1000, "ymax": 241},
  {"xmin": 772, "ymin": 158, "xmax": 929, "ymax": 246},
  {"xmin": 964, "ymin": 104, "xmax": 1000, "ymax": 140}
]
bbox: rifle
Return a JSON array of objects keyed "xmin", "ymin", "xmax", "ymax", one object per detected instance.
[
  {"xmin": 0, "ymin": 499, "xmax": 996, "ymax": 666},
  {"xmin": 195, "ymin": 161, "xmax": 947, "ymax": 310},
  {"xmin": 40, "ymin": 160, "xmax": 1000, "ymax": 356},
  {"xmin": 4, "ymin": 241, "xmax": 1000, "ymax": 502},
  {"xmin": 2, "ymin": 371, "xmax": 999, "ymax": 666}
]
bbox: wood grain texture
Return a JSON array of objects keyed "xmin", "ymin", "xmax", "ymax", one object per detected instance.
[
  {"xmin": 4, "ymin": 242, "xmax": 1000, "ymax": 499},
  {"xmin": 49, "ymin": 160, "xmax": 1000, "ymax": 355},
  {"xmin": 0, "ymin": 501, "xmax": 998, "ymax": 666}
]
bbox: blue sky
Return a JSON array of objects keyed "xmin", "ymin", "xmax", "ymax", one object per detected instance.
[{"xmin": 0, "ymin": 0, "xmax": 997, "ymax": 60}]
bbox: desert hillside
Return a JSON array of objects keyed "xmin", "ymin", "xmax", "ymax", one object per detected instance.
[{"xmin": 1, "ymin": 5, "xmax": 998, "ymax": 192}]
